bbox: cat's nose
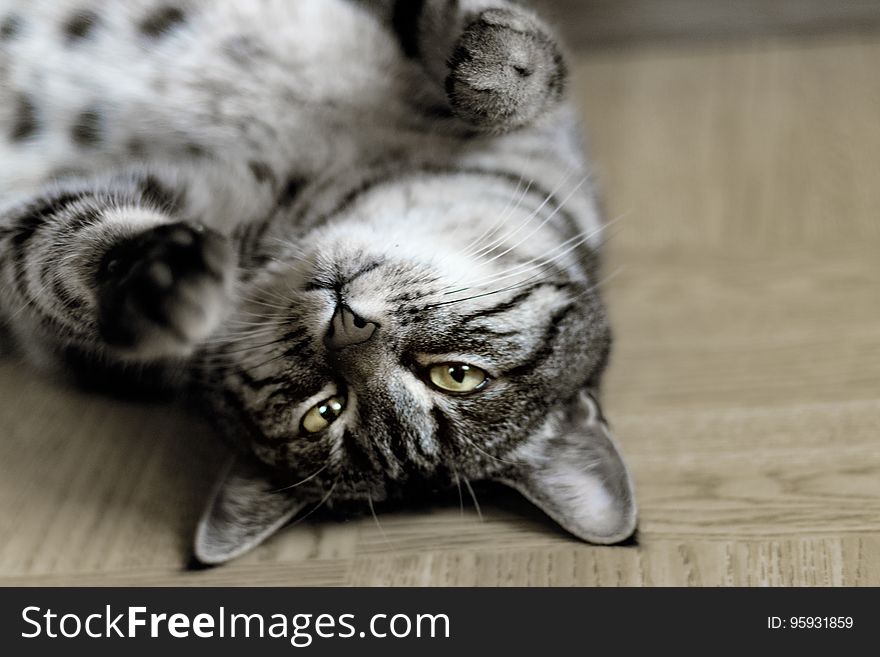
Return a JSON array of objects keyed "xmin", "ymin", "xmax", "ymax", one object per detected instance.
[{"xmin": 324, "ymin": 304, "xmax": 378, "ymax": 350}]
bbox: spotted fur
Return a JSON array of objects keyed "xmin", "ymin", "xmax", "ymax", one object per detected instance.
[{"xmin": 0, "ymin": 0, "xmax": 636, "ymax": 564}]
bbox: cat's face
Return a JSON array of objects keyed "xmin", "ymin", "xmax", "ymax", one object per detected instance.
[{"xmin": 195, "ymin": 176, "xmax": 637, "ymax": 564}]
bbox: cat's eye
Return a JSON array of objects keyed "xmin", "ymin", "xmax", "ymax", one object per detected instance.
[
  {"xmin": 427, "ymin": 363, "xmax": 489, "ymax": 395},
  {"xmin": 301, "ymin": 395, "xmax": 346, "ymax": 434}
]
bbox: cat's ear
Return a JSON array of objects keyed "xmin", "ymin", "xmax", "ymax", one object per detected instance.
[
  {"xmin": 193, "ymin": 456, "xmax": 308, "ymax": 565},
  {"xmin": 499, "ymin": 391, "xmax": 637, "ymax": 544}
]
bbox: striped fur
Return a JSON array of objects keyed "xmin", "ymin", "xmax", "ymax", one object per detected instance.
[{"xmin": 0, "ymin": 0, "xmax": 636, "ymax": 564}]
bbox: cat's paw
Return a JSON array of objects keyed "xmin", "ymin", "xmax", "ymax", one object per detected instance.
[
  {"xmin": 446, "ymin": 9, "xmax": 566, "ymax": 131},
  {"xmin": 97, "ymin": 222, "xmax": 233, "ymax": 359}
]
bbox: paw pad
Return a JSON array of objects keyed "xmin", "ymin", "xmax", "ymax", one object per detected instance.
[
  {"xmin": 97, "ymin": 222, "xmax": 232, "ymax": 357},
  {"xmin": 446, "ymin": 9, "xmax": 566, "ymax": 131}
]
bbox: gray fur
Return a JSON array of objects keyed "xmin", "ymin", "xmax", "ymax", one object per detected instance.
[{"xmin": 0, "ymin": 0, "xmax": 636, "ymax": 564}]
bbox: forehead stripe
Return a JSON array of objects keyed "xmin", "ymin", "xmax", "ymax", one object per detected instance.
[
  {"xmin": 503, "ymin": 302, "xmax": 575, "ymax": 378},
  {"xmin": 459, "ymin": 281, "xmax": 569, "ymax": 324}
]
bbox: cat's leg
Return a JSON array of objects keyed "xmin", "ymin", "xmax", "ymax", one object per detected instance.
[
  {"xmin": 0, "ymin": 173, "xmax": 236, "ymax": 371},
  {"xmin": 389, "ymin": 0, "xmax": 568, "ymax": 132}
]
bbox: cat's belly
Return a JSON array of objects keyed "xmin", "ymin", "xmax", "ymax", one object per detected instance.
[{"xmin": 0, "ymin": 0, "xmax": 413, "ymax": 195}]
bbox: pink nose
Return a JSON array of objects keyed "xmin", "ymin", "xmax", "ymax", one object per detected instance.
[{"xmin": 324, "ymin": 304, "xmax": 378, "ymax": 350}]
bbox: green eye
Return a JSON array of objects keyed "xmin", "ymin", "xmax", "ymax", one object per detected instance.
[
  {"xmin": 428, "ymin": 363, "xmax": 489, "ymax": 394},
  {"xmin": 301, "ymin": 395, "xmax": 346, "ymax": 434}
]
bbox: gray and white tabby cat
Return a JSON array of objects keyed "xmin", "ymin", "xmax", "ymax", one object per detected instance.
[{"xmin": 0, "ymin": 0, "xmax": 636, "ymax": 564}]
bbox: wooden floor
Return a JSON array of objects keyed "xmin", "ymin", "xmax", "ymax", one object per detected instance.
[
  {"xmin": 538, "ymin": 0, "xmax": 880, "ymax": 48},
  {"xmin": 2, "ymin": 33, "xmax": 880, "ymax": 586}
]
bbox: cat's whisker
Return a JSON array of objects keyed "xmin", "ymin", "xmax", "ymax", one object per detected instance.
[
  {"xmin": 462, "ymin": 150, "xmax": 540, "ymax": 258},
  {"xmin": 570, "ymin": 266, "xmax": 626, "ymax": 301},
  {"xmin": 469, "ymin": 167, "xmax": 578, "ymax": 260},
  {"xmin": 367, "ymin": 493, "xmax": 395, "ymax": 553},
  {"xmin": 200, "ymin": 339, "xmax": 283, "ymax": 370},
  {"xmin": 446, "ymin": 211, "xmax": 628, "ymax": 294},
  {"xmin": 473, "ymin": 176, "xmax": 588, "ymax": 270},
  {"xmin": 221, "ymin": 328, "xmax": 285, "ymax": 343},
  {"xmin": 452, "ymin": 469, "xmax": 465, "ymax": 518},
  {"xmin": 225, "ymin": 316, "xmax": 287, "ymax": 329},
  {"xmin": 432, "ymin": 238, "xmax": 609, "ymax": 306},
  {"xmin": 424, "ymin": 272, "xmax": 552, "ymax": 310},
  {"xmin": 452, "ymin": 220, "xmax": 616, "ymax": 292},
  {"xmin": 266, "ymin": 236, "xmax": 310, "ymax": 257},
  {"xmin": 469, "ymin": 167, "xmax": 576, "ymax": 256},
  {"xmin": 197, "ymin": 344, "xmax": 270, "ymax": 365},
  {"xmin": 271, "ymin": 464, "xmax": 328, "ymax": 493},
  {"xmin": 240, "ymin": 288, "xmax": 296, "ymax": 306},
  {"xmin": 459, "ymin": 433, "xmax": 522, "ymax": 467},
  {"xmin": 233, "ymin": 347, "xmax": 295, "ymax": 373},
  {"xmin": 288, "ymin": 480, "xmax": 339, "ymax": 528},
  {"xmin": 210, "ymin": 318, "xmax": 285, "ymax": 338},
  {"xmin": 203, "ymin": 332, "xmax": 275, "ymax": 352},
  {"xmin": 462, "ymin": 478, "xmax": 483, "ymax": 522},
  {"xmin": 461, "ymin": 176, "xmax": 524, "ymax": 254},
  {"xmin": 466, "ymin": 191, "xmax": 542, "ymax": 263},
  {"xmin": 461, "ymin": 177, "xmax": 532, "ymax": 258},
  {"xmin": 207, "ymin": 335, "xmax": 290, "ymax": 357},
  {"xmin": 437, "ymin": 175, "xmax": 583, "ymax": 294},
  {"xmin": 594, "ymin": 215, "xmax": 631, "ymax": 250},
  {"xmin": 238, "ymin": 288, "xmax": 297, "ymax": 310},
  {"xmin": 222, "ymin": 346, "xmax": 283, "ymax": 369},
  {"xmin": 442, "ymin": 226, "xmax": 597, "ymax": 295}
]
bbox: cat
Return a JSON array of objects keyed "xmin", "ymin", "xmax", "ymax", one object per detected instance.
[{"xmin": 0, "ymin": 0, "xmax": 636, "ymax": 565}]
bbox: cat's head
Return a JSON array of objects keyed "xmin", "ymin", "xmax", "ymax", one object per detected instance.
[{"xmin": 195, "ymin": 171, "xmax": 636, "ymax": 564}]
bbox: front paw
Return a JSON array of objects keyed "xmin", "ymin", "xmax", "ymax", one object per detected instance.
[
  {"xmin": 446, "ymin": 9, "xmax": 567, "ymax": 131},
  {"xmin": 97, "ymin": 222, "xmax": 233, "ymax": 359}
]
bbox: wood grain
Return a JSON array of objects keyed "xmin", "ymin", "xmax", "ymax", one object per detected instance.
[
  {"xmin": 2, "ymin": 35, "xmax": 879, "ymax": 586},
  {"xmin": 536, "ymin": 0, "xmax": 880, "ymax": 48}
]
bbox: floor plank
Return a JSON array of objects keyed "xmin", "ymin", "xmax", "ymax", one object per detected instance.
[{"xmin": 538, "ymin": 0, "xmax": 880, "ymax": 48}]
